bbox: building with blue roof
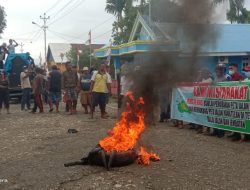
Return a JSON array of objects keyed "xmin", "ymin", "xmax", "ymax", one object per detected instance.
[{"xmin": 94, "ymin": 12, "xmax": 250, "ymax": 76}]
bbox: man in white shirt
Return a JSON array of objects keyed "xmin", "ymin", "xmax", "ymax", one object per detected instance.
[
  {"xmin": 20, "ymin": 66, "xmax": 32, "ymax": 110},
  {"xmin": 7, "ymin": 39, "xmax": 18, "ymax": 54}
]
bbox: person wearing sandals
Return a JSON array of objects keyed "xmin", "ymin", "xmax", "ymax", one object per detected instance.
[
  {"xmin": 31, "ymin": 68, "xmax": 44, "ymax": 113},
  {"xmin": 0, "ymin": 71, "xmax": 10, "ymax": 114},
  {"xmin": 80, "ymin": 67, "xmax": 92, "ymax": 114},
  {"xmin": 48, "ymin": 65, "xmax": 62, "ymax": 113},
  {"xmin": 62, "ymin": 62, "xmax": 79, "ymax": 115},
  {"xmin": 90, "ymin": 64, "xmax": 111, "ymax": 119}
]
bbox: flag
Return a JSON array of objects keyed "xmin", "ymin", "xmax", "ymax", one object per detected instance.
[
  {"xmin": 39, "ymin": 52, "xmax": 42, "ymax": 66},
  {"xmin": 85, "ymin": 30, "xmax": 91, "ymax": 45},
  {"xmin": 106, "ymin": 39, "xmax": 112, "ymax": 66},
  {"xmin": 77, "ymin": 48, "xmax": 80, "ymax": 63},
  {"xmin": 77, "ymin": 47, "xmax": 82, "ymax": 71}
]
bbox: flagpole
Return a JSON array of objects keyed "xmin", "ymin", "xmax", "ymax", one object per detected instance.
[
  {"xmin": 89, "ymin": 43, "xmax": 92, "ymax": 68},
  {"xmin": 88, "ymin": 30, "xmax": 92, "ymax": 68},
  {"xmin": 77, "ymin": 47, "xmax": 80, "ymax": 71}
]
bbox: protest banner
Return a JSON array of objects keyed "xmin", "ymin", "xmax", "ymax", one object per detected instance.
[{"xmin": 171, "ymin": 82, "xmax": 250, "ymax": 134}]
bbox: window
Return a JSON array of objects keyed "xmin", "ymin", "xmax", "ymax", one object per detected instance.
[{"xmin": 242, "ymin": 57, "xmax": 250, "ymax": 70}]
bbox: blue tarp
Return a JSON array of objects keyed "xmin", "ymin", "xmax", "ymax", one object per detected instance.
[{"xmin": 4, "ymin": 53, "xmax": 32, "ymax": 74}]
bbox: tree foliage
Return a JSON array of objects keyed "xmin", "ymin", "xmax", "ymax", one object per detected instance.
[
  {"xmin": 214, "ymin": 0, "xmax": 250, "ymax": 23},
  {"xmin": 105, "ymin": 0, "xmax": 185, "ymax": 44},
  {"xmin": 66, "ymin": 47, "xmax": 99, "ymax": 69},
  {"xmin": 0, "ymin": 5, "xmax": 7, "ymax": 34},
  {"xmin": 105, "ymin": 0, "xmax": 148, "ymax": 45}
]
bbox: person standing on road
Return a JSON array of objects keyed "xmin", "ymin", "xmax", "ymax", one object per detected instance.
[
  {"xmin": 0, "ymin": 71, "xmax": 10, "ymax": 114},
  {"xmin": 7, "ymin": 39, "xmax": 18, "ymax": 54},
  {"xmin": 0, "ymin": 43, "xmax": 8, "ymax": 70},
  {"xmin": 62, "ymin": 62, "xmax": 79, "ymax": 115},
  {"xmin": 20, "ymin": 66, "xmax": 32, "ymax": 111},
  {"xmin": 91, "ymin": 64, "xmax": 112, "ymax": 116},
  {"xmin": 90, "ymin": 64, "xmax": 111, "ymax": 119},
  {"xmin": 227, "ymin": 64, "xmax": 244, "ymax": 141},
  {"xmin": 80, "ymin": 67, "xmax": 92, "ymax": 114},
  {"xmin": 210, "ymin": 64, "xmax": 228, "ymax": 137},
  {"xmin": 31, "ymin": 68, "xmax": 44, "ymax": 113},
  {"xmin": 48, "ymin": 65, "xmax": 62, "ymax": 113}
]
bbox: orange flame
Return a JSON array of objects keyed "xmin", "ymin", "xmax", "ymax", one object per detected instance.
[
  {"xmin": 138, "ymin": 146, "xmax": 160, "ymax": 165},
  {"xmin": 99, "ymin": 91, "xmax": 160, "ymax": 165}
]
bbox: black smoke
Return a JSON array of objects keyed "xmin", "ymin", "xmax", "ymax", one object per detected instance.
[{"xmin": 129, "ymin": 0, "xmax": 219, "ymax": 124}]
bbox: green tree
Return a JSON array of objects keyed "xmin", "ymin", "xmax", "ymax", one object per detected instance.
[
  {"xmin": 112, "ymin": 0, "xmax": 138, "ymax": 44},
  {"xmin": 66, "ymin": 47, "xmax": 99, "ymax": 69},
  {"xmin": 238, "ymin": 8, "xmax": 250, "ymax": 23},
  {"xmin": 150, "ymin": 0, "xmax": 184, "ymax": 22},
  {"xmin": 105, "ymin": 0, "xmax": 126, "ymax": 22},
  {"xmin": 214, "ymin": 0, "xmax": 250, "ymax": 23},
  {"xmin": 106, "ymin": 0, "xmax": 147, "ymax": 44},
  {"xmin": 0, "ymin": 5, "xmax": 7, "ymax": 34}
]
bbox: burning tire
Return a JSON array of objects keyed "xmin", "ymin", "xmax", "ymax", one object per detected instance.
[{"xmin": 64, "ymin": 145, "xmax": 137, "ymax": 170}]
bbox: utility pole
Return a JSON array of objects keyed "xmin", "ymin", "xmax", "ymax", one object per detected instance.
[
  {"xmin": 20, "ymin": 43, "xmax": 24, "ymax": 53},
  {"xmin": 40, "ymin": 13, "xmax": 50, "ymax": 70},
  {"xmin": 149, "ymin": 0, "xmax": 152, "ymax": 26},
  {"xmin": 32, "ymin": 13, "xmax": 50, "ymax": 70}
]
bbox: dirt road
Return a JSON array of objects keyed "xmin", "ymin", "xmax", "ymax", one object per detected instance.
[{"xmin": 1, "ymin": 103, "xmax": 250, "ymax": 190}]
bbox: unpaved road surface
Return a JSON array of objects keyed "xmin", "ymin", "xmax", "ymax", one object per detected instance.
[{"xmin": 1, "ymin": 103, "xmax": 250, "ymax": 190}]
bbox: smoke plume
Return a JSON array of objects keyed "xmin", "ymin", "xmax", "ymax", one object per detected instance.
[{"xmin": 128, "ymin": 0, "xmax": 220, "ymax": 123}]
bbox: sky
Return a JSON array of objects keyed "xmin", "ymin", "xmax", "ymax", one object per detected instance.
[
  {"xmin": 0, "ymin": 0, "xmax": 250, "ymax": 64},
  {"xmin": 0, "ymin": 0, "xmax": 115, "ymax": 63}
]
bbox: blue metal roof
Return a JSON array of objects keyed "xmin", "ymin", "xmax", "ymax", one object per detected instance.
[
  {"xmin": 156, "ymin": 23, "xmax": 250, "ymax": 55},
  {"xmin": 202, "ymin": 24, "xmax": 250, "ymax": 54}
]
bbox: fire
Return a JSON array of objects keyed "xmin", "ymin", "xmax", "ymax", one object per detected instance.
[
  {"xmin": 138, "ymin": 147, "xmax": 160, "ymax": 165},
  {"xmin": 99, "ymin": 91, "xmax": 160, "ymax": 165},
  {"xmin": 99, "ymin": 91, "xmax": 145, "ymax": 152}
]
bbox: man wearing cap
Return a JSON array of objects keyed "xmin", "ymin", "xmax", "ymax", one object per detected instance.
[
  {"xmin": 20, "ymin": 66, "xmax": 32, "ymax": 111},
  {"xmin": 79, "ymin": 67, "xmax": 91, "ymax": 114},
  {"xmin": 228, "ymin": 64, "xmax": 244, "ymax": 81}
]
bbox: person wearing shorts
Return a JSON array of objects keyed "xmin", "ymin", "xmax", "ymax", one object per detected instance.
[
  {"xmin": 48, "ymin": 65, "xmax": 62, "ymax": 113},
  {"xmin": 80, "ymin": 67, "xmax": 91, "ymax": 114},
  {"xmin": 90, "ymin": 64, "xmax": 111, "ymax": 119},
  {"xmin": 62, "ymin": 62, "xmax": 79, "ymax": 115}
]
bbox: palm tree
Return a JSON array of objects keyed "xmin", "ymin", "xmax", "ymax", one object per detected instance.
[
  {"xmin": 105, "ymin": 0, "xmax": 126, "ymax": 22},
  {"xmin": 213, "ymin": 0, "xmax": 245, "ymax": 23}
]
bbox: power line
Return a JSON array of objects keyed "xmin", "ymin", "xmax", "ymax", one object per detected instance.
[
  {"xmin": 92, "ymin": 29, "xmax": 113, "ymax": 41},
  {"xmin": 48, "ymin": 29, "xmax": 83, "ymax": 40},
  {"xmin": 30, "ymin": 30, "xmax": 43, "ymax": 42},
  {"xmin": 71, "ymin": 16, "xmax": 115, "ymax": 40},
  {"xmin": 29, "ymin": 29, "xmax": 43, "ymax": 42},
  {"xmin": 31, "ymin": 32, "xmax": 43, "ymax": 43},
  {"xmin": 45, "ymin": 0, "xmax": 62, "ymax": 13},
  {"xmin": 47, "ymin": 30, "xmax": 72, "ymax": 43},
  {"xmin": 49, "ymin": 0, "xmax": 78, "ymax": 20},
  {"xmin": 48, "ymin": 0, "xmax": 86, "ymax": 26},
  {"xmin": 92, "ymin": 16, "xmax": 115, "ymax": 31}
]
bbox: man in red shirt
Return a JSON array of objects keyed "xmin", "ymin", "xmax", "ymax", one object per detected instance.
[{"xmin": 228, "ymin": 64, "xmax": 244, "ymax": 81}]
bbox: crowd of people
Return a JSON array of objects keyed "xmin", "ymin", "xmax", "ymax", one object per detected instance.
[
  {"xmin": 1, "ymin": 56, "xmax": 250, "ymax": 136},
  {"xmin": 159, "ymin": 63, "xmax": 250, "ymax": 141},
  {"xmin": 0, "ymin": 39, "xmax": 19, "ymax": 69},
  {"xmin": 0, "ymin": 61, "xmax": 113, "ymax": 119}
]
